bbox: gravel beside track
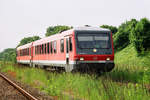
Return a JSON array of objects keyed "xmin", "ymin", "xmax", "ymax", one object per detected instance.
[
  {"xmin": 0, "ymin": 72, "xmax": 53, "ymax": 100},
  {"xmin": 0, "ymin": 77, "xmax": 28, "ymax": 100}
]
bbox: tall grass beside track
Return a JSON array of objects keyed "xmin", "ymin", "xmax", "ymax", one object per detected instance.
[{"xmin": 0, "ymin": 61, "xmax": 150, "ymax": 100}]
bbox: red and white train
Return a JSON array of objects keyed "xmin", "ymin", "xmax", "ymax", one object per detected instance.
[{"xmin": 16, "ymin": 27, "xmax": 115, "ymax": 72}]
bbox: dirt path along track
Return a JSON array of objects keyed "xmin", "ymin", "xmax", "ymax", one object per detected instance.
[{"xmin": 0, "ymin": 72, "xmax": 38, "ymax": 100}]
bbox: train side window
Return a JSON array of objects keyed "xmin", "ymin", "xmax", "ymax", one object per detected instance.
[
  {"xmin": 51, "ymin": 42, "xmax": 53, "ymax": 53},
  {"xmin": 39, "ymin": 46, "xmax": 40, "ymax": 54},
  {"xmin": 66, "ymin": 39, "xmax": 69, "ymax": 53},
  {"xmin": 24, "ymin": 49, "xmax": 25, "ymax": 56},
  {"xmin": 27, "ymin": 48, "xmax": 29, "ymax": 55},
  {"xmin": 35, "ymin": 47, "xmax": 36, "ymax": 55},
  {"xmin": 38, "ymin": 45, "xmax": 40, "ymax": 54},
  {"xmin": 42, "ymin": 44, "xmax": 44, "ymax": 54},
  {"xmin": 36, "ymin": 46, "xmax": 37, "ymax": 55},
  {"xmin": 23, "ymin": 49, "xmax": 26, "ymax": 56},
  {"xmin": 45, "ymin": 44, "xmax": 47, "ymax": 54},
  {"xmin": 49, "ymin": 43, "xmax": 51, "ymax": 54},
  {"xmin": 54, "ymin": 41, "xmax": 57, "ymax": 53},
  {"xmin": 26, "ymin": 49, "xmax": 27, "ymax": 55},
  {"xmin": 47, "ymin": 43, "xmax": 50, "ymax": 54},
  {"xmin": 69, "ymin": 37, "xmax": 72, "ymax": 51},
  {"xmin": 27, "ymin": 48, "xmax": 28, "ymax": 55},
  {"xmin": 37, "ymin": 45, "xmax": 39, "ymax": 54},
  {"xmin": 37, "ymin": 46, "xmax": 39, "ymax": 54},
  {"xmin": 39, "ymin": 45, "xmax": 41, "ymax": 54},
  {"xmin": 60, "ymin": 39, "xmax": 64, "ymax": 53},
  {"xmin": 24, "ymin": 49, "xmax": 27, "ymax": 56},
  {"xmin": 30, "ymin": 48, "xmax": 31, "ymax": 56}
]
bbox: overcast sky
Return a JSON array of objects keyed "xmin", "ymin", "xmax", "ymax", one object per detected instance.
[{"xmin": 0, "ymin": 0, "xmax": 149, "ymax": 52}]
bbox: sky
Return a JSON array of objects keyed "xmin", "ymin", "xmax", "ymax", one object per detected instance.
[{"xmin": 0, "ymin": 0, "xmax": 150, "ymax": 52}]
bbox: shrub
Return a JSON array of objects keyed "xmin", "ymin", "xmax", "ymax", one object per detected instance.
[
  {"xmin": 113, "ymin": 19, "xmax": 138, "ymax": 51},
  {"xmin": 131, "ymin": 18, "xmax": 150, "ymax": 54}
]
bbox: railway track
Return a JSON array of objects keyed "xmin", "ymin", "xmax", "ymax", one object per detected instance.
[{"xmin": 0, "ymin": 72, "xmax": 38, "ymax": 100}]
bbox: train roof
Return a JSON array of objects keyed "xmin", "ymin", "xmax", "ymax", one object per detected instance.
[
  {"xmin": 17, "ymin": 42, "xmax": 32, "ymax": 50},
  {"xmin": 17, "ymin": 27, "xmax": 111, "ymax": 49},
  {"xmin": 32, "ymin": 29, "xmax": 73, "ymax": 46},
  {"xmin": 73, "ymin": 27, "xmax": 110, "ymax": 32}
]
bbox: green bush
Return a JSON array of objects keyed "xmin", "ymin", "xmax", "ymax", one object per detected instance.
[
  {"xmin": 113, "ymin": 19, "xmax": 138, "ymax": 51},
  {"xmin": 45, "ymin": 25, "xmax": 72, "ymax": 37},
  {"xmin": 131, "ymin": 18, "xmax": 150, "ymax": 54},
  {"xmin": 100, "ymin": 25, "xmax": 118, "ymax": 35},
  {"xmin": 0, "ymin": 48, "xmax": 16, "ymax": 63}
]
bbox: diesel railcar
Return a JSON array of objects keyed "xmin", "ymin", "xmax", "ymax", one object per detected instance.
[{"xmin": 16, "ymin": 27, "xmax": 115, "ymax": 72}]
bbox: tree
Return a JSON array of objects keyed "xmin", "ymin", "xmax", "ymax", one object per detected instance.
[
  {"xmin": 113, "ymin": 19, "xmax": 138, "ymax": 51},
  {"xmin": 0, "ymin": 48, "xmax": 16, "ymax": 63},
  {"xmin": 17, "ymin": 36, "xmax": 40, "ymax": 47},
  {"xmin": 100, "ymin": 25, "xmax": 118, "ymax": 34},
  {"xmin": 131, "ymin": 18, "xmax": 150, "ymax": 54},
  {"xmin": 45, "ymin": 25, "xmax": 72, "ymax": 37}
]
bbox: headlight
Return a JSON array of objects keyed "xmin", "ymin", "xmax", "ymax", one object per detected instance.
[
  {"xmin": 80, "ymin": 57, "xmax": 84, "ymax": 61},
  {"xmin": 106, "ymin": 57, "xmax": 110, "ymax": 61}
]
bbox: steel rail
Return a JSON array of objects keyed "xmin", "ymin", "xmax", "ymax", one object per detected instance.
[{"xmin": 0, "ymin": 72, "xmax": 38, "ymax": 100}]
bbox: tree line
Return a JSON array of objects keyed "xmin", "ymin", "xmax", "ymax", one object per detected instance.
[
  {"xmin": 113, "ymin": 18, "xmax": 150, "ymax": 55},
  {"xmin": 0, "ymin": 18, "xmax": 150, "ymax": 62}
]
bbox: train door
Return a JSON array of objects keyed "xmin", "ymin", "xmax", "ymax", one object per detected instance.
[
  {"xmin": 30, "ymin": 43, "xmax": 33, "ymax": 67},
  {"xmin": 66, "ymin": 38, "xmax": 69, "ymax": 65},
  {"xmin": 65, "ymin": 36, "xmax": 74, "ymax": 72}
]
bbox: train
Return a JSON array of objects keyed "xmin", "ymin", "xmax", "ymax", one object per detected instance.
[{"xmin": 16, "ymin": 27, "xmax": 115, "ymax": 72}]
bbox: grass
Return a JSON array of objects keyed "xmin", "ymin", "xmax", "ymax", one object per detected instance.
[
  {"xmin": 0, "ymin": 45, "xmax": 150, "ymax": 100},
  {"xmin": 115, "ymin": 44, "xmax": 150, "ymax": 67},
  {"xmin": 0, "ymin": 62, "xmax": 150, "ymax": 100}
]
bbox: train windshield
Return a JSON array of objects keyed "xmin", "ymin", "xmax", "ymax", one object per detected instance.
[{"xmin": 77, "ymin": 33, "xmax": 110, "ymax": 49}]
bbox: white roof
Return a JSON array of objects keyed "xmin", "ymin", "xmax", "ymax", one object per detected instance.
[
  {"xmin": 73, "ymin": 27, "xmax": 110, "ymax": 32},
  {"xmin": 17, "ymin": 42, "xmax": 32, "ymax": 50},
  {"xmin": 17, "ymin": 27, "xmax": 110, "ymax": 50}
]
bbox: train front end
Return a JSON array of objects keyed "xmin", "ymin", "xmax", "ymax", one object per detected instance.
[{"xmin": 74, "ymin": 27, "xmax": 114, "ymax": 72}]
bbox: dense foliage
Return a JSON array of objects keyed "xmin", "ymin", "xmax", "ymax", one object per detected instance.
[
  {"xmin": 45, "ymin": 25, "xmax": 72, "ymax": 37},
  {"xmin": 100, "ymin": 25, "xmax": 118, "ymax": 34},
  {"xmin": 113, "ymin": 18, "xmax": 150, "ymax": 55},
  {"xmin": 131, "ymin": 18, "xmax": 150, "ymax": 54},
  {"xmin": 113, "ymin": 19, "xmax": 138, "ymax": 51},
  {"xmin": 0, "ymin": 48, "xmax": 16, "ymax": 63},
  {"xmin": 17, "ymin": 36, "xmax": 40, "ymax": 47}
]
